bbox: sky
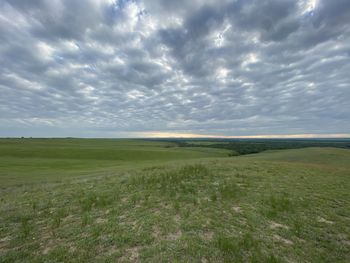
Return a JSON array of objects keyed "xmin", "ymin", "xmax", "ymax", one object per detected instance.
[{"xmin": 0, "ymin": 0, "xmax": 349, "ymax": 138}]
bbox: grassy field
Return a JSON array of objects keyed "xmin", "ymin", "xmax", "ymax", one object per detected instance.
[
  {"xmin": 0, "ymin": 139, "xmax": 349, "ymax": 262},
  {"xmin": 0, "ymin": 138, "xmax": 230, "ymax": 185}
]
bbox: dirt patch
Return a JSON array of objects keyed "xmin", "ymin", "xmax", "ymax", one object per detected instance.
[
  {"xmin": 0, "ymin": 236, "xmax": 11, "ymax": 252},
  {"xmin": 167, "ymin": 230, "xmax": 182, "ymax": 241},
  {"xmin": 152, "ymin": 208, "xmax": 162, "ymax": 216},
  {"xmin": 42, "ymin": 240, "xmax": 57, "ymax": 255},
  {"xmin": 337, "ymin": 234, "xmax": 350, "ymax": 246},
  {"xmin": 0, "ymin": 236, "xmax": 11, "ymax": 244},
  {"xmin": 152, "ymin": 226, "xmax": 161, "ymax": 239},
  {"xmin": 106, "ymin": 245, "xmax": 119, "ymax": 256},
  {"xmin": 68, "ymin": 243, "xmax": 76, "ymax": 253},
  {"xmin": 317, "ymin": 217, "xmax": 334, "ymax": 224},
  {"xmin": 41, "ymin": 237, "xmax": 58, "ymax": 255},
  {"xmin": 42, "ymin": 247, "xmax": 51, "ymax": 255},
  {"xmin": 119, "ymin": 214, "xmax": 126, "ymax": 220},
  {"xmin": 201, "ymin": 231, "xmax": 214, "ymax": 241},
  {"xmin": 62, "ymin": 214, "xmax": 74, "ymax": 223},
  {"xmin": 342, "ymin": 240, "xmax": 350, "ymax": 246},
  {"xmin": 270, "ymin": 221, "xmax": 289, "ymax": 230},
  {"xmin": 296, "ymin": 237, "xmax": 306, "ymax": 243},
  {"xmin": 232, "ymin": 206, "xmax": 241, "ymax": 213},
  {"xmin": 273, "ymin": 234, "xmax": 293, "ymax": 245},
  {"xmin": 174, "ymin": 214, "xmax": 181, "ymax": 223},
  {"xmin": 238, "ymin": 218, "xmax": 247, "ymax": 226},
  {"xmin": 127, "ymin": 247, "xmax": 140, "ymax": 262},
  {"xmin": 96, "ymin": 217, "xmax": 107, "ymax": 224},
  {"xmin": 129, "ymin": 220, "xmax": 139, "ymax": 230}
]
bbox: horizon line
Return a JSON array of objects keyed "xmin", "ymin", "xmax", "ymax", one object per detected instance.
[
  {"xmin": 133, "ymin": 132, "xmax": 350, "ymax": 139},
  {"xmin": 1, "ymin": 133, "xmax": 350, "ymax": 139}
]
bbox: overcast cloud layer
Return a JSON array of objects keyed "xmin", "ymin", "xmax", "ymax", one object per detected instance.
[{"xmin": 0, "ymin": 0, "xmax": 349, "ymax": 137}]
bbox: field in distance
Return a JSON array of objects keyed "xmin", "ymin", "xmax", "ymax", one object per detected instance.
[
  {"xmin": 0, "ymin": 138, "xmax": 230, "ymax": 185},
  {"xmin": 0, "ymin": 139, "xmax": 349, "ymax": 262}
]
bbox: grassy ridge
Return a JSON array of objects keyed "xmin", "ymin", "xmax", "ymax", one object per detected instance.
[
  {"xmin": 0, "ymin": 141, "xmax": 349, "ymax": 262},
  {"xmin": 242, "ymin": 147, "xmax": 350, "ymax": 168}
]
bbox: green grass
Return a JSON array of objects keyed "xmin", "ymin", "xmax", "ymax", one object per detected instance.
[
  {"xmin": 0, "ymin": 139, "xmax": 230, "ymax": 185},
  {"xmin": 243, "ymin": 147, "xmax": 350, "ymax": 168},
  {"xmin": 0, "ymin": 140, "xmax": 349, "ymax": 262}
]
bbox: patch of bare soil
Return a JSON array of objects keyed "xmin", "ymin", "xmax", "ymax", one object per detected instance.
[
  {"xmin": 273, "ymin": 234, "xmax": 293, "ymax": 245},
  {"xmin": 0, "ymin": 236, "xmax": 11, "ymax": 252},
  {"xmin": 127, "ymin": 247, "xmax": 140, "ymax": 262},
  {"xmin": 42, "ymin": 239, "xmax": 57, "ymax": 255},
  {"xmin": 96, "ymin": 217, "xmax": 107, "ymax": 224},
  {"xmin": 317, "ymin": 217, "xmax": 334, "ymax": 224},
  {"xmin": 105, "ymin": 245, "xmax": 118, "ymax": 256},
  {"xmin": 232, "ymin": 206, "xmax": 241, "ymax": 213},
  {"xmin": 152, "ymin": 226, "xmax": 161, "ymax": 239},
  {"xmin": 174, "ymin": 214, "xmax": 181, "ymax": 223},
  {"xmin": 270, "ymin": 221, "xmax": 289, "ymax": 230},
  {"xmin": 167, "ymin": 230, "xmax": 182, "ymax": 241},
  {"xmin": 201, "ymin": 231, "xmax": 214, "ymax": 241}
]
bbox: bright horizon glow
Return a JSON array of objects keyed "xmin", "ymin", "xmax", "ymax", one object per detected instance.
[
  {"xmin": 2, "ymin": 133, "xmax": 350, "ymax": 139},
  {"xmin": 134, "ymin": 132, "xmax": 350, "ymax": 139}
]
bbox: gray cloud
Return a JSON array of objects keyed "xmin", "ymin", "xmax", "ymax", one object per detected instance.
[{"xmin": 0, "ymin": 0, "xmax": 349, "ymax": 137}]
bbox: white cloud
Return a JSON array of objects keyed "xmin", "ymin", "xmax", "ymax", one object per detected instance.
[{"xmin": 0, "ymin": 0, "xmax": 349, "ymax": 137}]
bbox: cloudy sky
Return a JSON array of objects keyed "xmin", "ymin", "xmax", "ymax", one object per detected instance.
[{"xmin": 0, "ymin": 0, "xmax": 349, "ymax": 138}]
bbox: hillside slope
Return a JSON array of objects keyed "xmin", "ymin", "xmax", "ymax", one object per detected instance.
[
  {"xmin": 240, "ymin": 147, "xmax": 350, "ymax": 169},
  {"xmin": 0, "ymin": 148, "xmax": 349, "ymax": 262}
]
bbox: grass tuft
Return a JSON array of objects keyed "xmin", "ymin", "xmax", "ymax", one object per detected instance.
[{"xmin": 263, "ymin": 193, "xmax": 294, "ymax": 218}]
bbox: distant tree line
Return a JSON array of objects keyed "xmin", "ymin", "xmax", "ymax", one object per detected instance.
[{"xmin": 173, "ymin": 139, "xmax": 350, "ymax": 155}]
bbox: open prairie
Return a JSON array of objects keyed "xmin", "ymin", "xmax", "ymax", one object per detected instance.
[
  {"xmin": 0, "ymin": 138, "xmax": 230, "ymax": 186},
  {"xmin": 2, "ymin": 0, "xmax": 350, "ymax": 262},
  {"xmin": 0, "ymin": 139, "xmax": 349, "ymax": 262}
]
